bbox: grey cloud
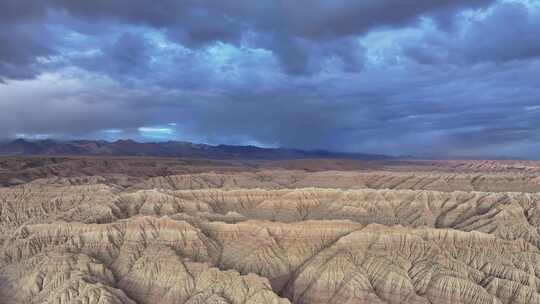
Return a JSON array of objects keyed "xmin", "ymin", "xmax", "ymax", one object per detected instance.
[
  {"xmin": 0, "ymin": 75, "xmax": 150, "ymax": 137},
  {"xmin": 131, "ymin": 59, "xmax": 540, "ymax": 155},
  {"xmin": 108, "ymin": 33, "xmax": 150, "ymax": 71},
  {"xmin": 404, "ymin": 2, "xmax": 540, "ymax": 65},
  {"xmin": 462, "ymin": 2, "xmax": 540, "ymax": 62},
  {"xmin": 2, "ymin": 0, "xmax": 540, "ymax": 159},
  {"xmin": 2, "ymin": 56, "xmax": 540, "ymax": 158},
  {"xmin": 0, "ymin": 0, "xmax": 498, "ymax": 78},
  {"xmin": 74, "ymin": 32, "xmax": 152, "ymax": 77},
  {"xmin": 42, "ymin": 0, "xmax": 496, "ymax": 38},
  {"xmin": 0, "ymin": 24, "xmax": 54, "ymax": 81},
  {"xmin": 0, "ymin": 0, "xmax": 46, "ymax": 25}
]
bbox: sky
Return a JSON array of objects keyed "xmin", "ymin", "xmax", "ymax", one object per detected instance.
[{"xmin": 1, "ymin": 0, "xmax": 540, "ymax": 158}]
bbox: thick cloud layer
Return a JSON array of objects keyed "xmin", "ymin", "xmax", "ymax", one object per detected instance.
[{"xmin": 1, "ymin": 0, "xmax": 539, "ymax": 158}]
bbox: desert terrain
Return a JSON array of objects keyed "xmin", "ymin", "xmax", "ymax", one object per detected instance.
[{"xmin": 2, "ymin": 156, "xmax": 540, "ymax": 303}]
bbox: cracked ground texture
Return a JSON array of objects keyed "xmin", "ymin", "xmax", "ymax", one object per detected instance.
[{"xmin": 2, "ymin": 157, "xmax": 540, "ymax": 303}]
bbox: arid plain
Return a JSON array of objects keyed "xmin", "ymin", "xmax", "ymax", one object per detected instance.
[{"xmin": 2, "ymin": 156, "xmax": 540, "ymax": 303}]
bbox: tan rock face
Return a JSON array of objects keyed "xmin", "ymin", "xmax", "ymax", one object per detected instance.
[
  {"xmin": 2, "ymin": 158, "xmax": 540, "ymax": 303},
  {"xmin": 132, "ymin": 170, "xmax": 540, "ymax": 193}
]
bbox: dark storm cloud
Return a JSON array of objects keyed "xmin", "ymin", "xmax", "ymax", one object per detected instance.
[
  {"xmin": 249, "ymin": 35, "xmax": 365, "ymax": 75},
  {"xmin": 0, "ymin": 0, "xmax": 46, "ymax": 24},
  {"xmin": 404, "ymin": 1, "xmax": 540, "ymax": 65},
  {"xmin": 74, "ymin": 32, "xmax": 152, "ymax": 77},
  {"xmin": 0, "ymin": 23, "xmax": 54, "ymax": 81},
  {"xmin": 36, "ymin": 0, "xmax": 497, "ymax": 39},
  {"xmin": 107, "ymin": 33, "xmax": 150, "ymax": 71},
  {"xmin": 0, "ymin": 0, "xmax": 498, "ymax": 76},
  {"xmin": 462, "ymin": 2, "xmax": 540, "ymax": 63},
  {"xmin": 1, "ymin": 0, "xmax": 540, "ymax": 158},
  {"xmin": 0, "ymin": 1, "xmax": 49, "ymax": 80}
]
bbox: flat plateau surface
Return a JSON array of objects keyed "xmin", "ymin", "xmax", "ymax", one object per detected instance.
[{"xmin": 2, "ymin": 156, "xmax": 540, "ymax": 303}]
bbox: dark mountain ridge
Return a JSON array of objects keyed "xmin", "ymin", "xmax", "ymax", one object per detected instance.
[{"xmin": 0, "ymin": 139, "xmax": 392, "ymax": 160}]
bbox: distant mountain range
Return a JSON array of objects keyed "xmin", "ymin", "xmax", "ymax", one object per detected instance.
[{"xmin": 0, "ymin": 139, "xmax": 393, "ymax": 160}]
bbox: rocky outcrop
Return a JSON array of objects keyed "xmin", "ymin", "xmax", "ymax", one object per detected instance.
[
  {"xmin": 2, "ymin": 159, "xmax": 540, "ymax": 303},
  {"xmin": 2, "ymin": 214, "xmax": 540, "ymax": 303},
  {"xmin": 0, "ymin": 216, "xmax": 288, "ymax": 304},
  {"xmin": 133, "ymin": 170, "xmax": 540, "ymax": 193}
]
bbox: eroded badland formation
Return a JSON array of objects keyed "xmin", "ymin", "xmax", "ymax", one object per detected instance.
[{"xmin": 2, "ymin": 156, "xmax": 540, "ymax": 303}]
